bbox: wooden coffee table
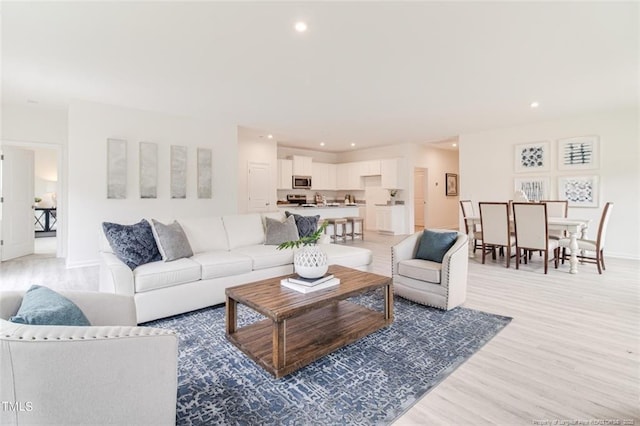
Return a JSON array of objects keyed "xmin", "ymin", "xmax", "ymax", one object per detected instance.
[{"xmin": 225, "ymin": 265, "xmax": 393, "ymax": 378}]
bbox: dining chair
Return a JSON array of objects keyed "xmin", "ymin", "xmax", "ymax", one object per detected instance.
[
  {"xmin": 540, "ymin": 200, "xmax": 568, "ymax": 240},
  {"xmin": 479, "ymin": 202, "xmax": 516, "ymax": 268},
  {"xmin": 559, "ymin": 202, "xmax": 613, "ymax": 274},
  {"xmin": 459, "ymin": 200, "xmax": 482, "ymax": 253},
  {"xmin": 512, "ymin": 202, "xmax": 559, "ymax": 274}
]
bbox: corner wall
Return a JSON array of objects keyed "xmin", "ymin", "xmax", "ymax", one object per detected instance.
[
  {"xmin": 459, "ymin": 107, "xmax": 639, "ymax": 259},
  {"xmin": 67, "ymin": 101, "xmax": 238, "ymax": 267}
]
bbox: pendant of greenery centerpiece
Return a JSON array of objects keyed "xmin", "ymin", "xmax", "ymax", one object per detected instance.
[{"xmin": 278, "ymin": 221, "xmax": 329, "ymax": 279}]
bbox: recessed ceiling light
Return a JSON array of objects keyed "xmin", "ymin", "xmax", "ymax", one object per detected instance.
[
  {"xmin": 530, "ymin": 101, "xmax": 540, "ymax": 108},
  {"xmin": 267, "ymin": 134, "xmax": 273, "ymax": 139},
  {"xmin": 350, "ymin": 143, "xmax": 356, "ymax": 147},
  {"xmin": 452, "ymin": 143, "xmax": 457, "ymax": 147},
  {"xmin": 294, "ymin": 21, "xmax": 307, "ymax": 32},
  {"xmin": 320, "ymin": 142, "xmax": 325, "ymax": 147}
]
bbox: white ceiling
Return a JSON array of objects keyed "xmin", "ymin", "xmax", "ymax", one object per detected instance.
[{"xmin": 2, "ymin": 1, "xmax": 637, "ymax": 152}]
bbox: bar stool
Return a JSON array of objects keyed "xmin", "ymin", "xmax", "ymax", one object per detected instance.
[
  {"xmin": 325, "ymin": 218, "xmax": 348, "ymax": 243},
  {"xmin": 345, "ymin": 216, "xmax": 365, "ymax": 241}
]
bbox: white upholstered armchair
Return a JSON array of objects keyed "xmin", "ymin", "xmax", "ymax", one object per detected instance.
[
  {"xmin": 0, "ymin": 290, "xmax": 178, "ymax": 425},
  {"xmin": 392, "ymin": 230, "xmax": 469, "ymax": 310}
]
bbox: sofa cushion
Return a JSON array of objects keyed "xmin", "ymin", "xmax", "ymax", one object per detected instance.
[
  {"xmin": 233, "ymin": 245, "xmax": 294, "ymax": 270},
  {"xmin": 261, "ymin": 211, "xmax": 286, "ymax": 229},
  {"xmin": 415, "ymin": 230, "xmax": 458, "ymax": 263},
  {"xmin": 10, "ymin": 285, "xmax": 91, "ymax": 326},
  {"xmin": 265, "ymin": 215, "xmax": 299, "ymax": 245},
  {"xmin": 191, "ymin": 251, "xmax": 253, "ymax": 279},
  {"xmin": 151, "ymin": 219, "xmax": 194, "ymax": 261},
  {"xmin": 134, "ymin": 258, "xmax": 202, "ymax": 293},
  {"xmin": 398, "ymin": 259, "xmax": 442, "ymax": 284},
  {"xmin": 102, "ymin": 219, "xmax": 162, "ymax": 270},
  {"xmin": 285, "ymin": 212, "xmax": 320, "ymax": 238},
  {"xmin": 322, "ymin": 244, "xmax": 372, "ymax": 268},
  {"xmin": 223, "ymin": 214, "xmax": 265, "ymax": 249},
  {"xmin": 180, "ymin": 217, "xmax": 229, "ymax": 253}
]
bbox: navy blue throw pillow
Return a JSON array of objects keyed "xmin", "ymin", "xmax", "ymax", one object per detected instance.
[
  {"xmin": 415, "ymin": 230, "xmax": 458, "ymax": 263},
  {"xmin": 285, "ymin": 212, "xmax": 320, "ymax": 238},
  {"xmin": 102, "ymin": 219, "xmax": 161, "ymax": 270},
  {"xmin": 10, "ymin": 285, "xmax": 91, "ymax": 326}
]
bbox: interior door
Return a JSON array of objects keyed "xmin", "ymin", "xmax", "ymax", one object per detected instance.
[
  {"xmin": 1, "ymin": 146, "xmax": 35, "ymax": 261},
  {"xmin": 247, "ymin": 162, "xmax": 273, "ymax": 212},
  {"xmin": 414, "ymin": 168, "xmax": 427, "ymax": 231}
]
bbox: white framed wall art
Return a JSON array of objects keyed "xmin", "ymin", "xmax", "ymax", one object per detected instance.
[
  {"xmin": 514, "ymin": 141, "xmax": 550, "ymax": 173},
  {"xmin": 514, "ymin": 177, "xmax": 550, "ymax": 202},
  {"xmin": 558, "ymin": 175, "xmax": 599, "ymax": 207},
  {"xmin": 557, "ymin": 135, "xmax": 599, "ymax": 170}
]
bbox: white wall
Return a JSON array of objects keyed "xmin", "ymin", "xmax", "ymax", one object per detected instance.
[
  {"xmin": 459, "ymin": 108, "xmax": 639, "ymax": 259},
  {"xmin": 237, "ymin": 126, "xmax": 278, "ymax": 213},
  {"xmin": 67, "ymin": 101, "xmax": 238, "ymax": 267},
  {"xmin": 1, "ymin": 103, "xmax": 68, "ymax": 145}
]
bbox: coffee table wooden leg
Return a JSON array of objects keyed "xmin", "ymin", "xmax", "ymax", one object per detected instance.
[
  {"xmin": 384, "ymin": 284, "xmax": 393, "ymax": 321},
  {"xmin": 226, "ymin": 296, "xmax": 237, "ymax": 335},
  {"xmin": 273, "ymin": 320, "xmax": 286, "ymax": 372}
]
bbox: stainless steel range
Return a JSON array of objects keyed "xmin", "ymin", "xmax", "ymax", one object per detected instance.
[{"xmin": 286, "ymin": 194, "xmax": 308, "ymax": 205}]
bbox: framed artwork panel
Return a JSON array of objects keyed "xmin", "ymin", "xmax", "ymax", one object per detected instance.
[
  {"xmin": 514, "ymin": 141, "xmax": 550, "ymax": 173},
  {"xmin": 197, "ymin": 148, "xmax": 212, "ymax": 199},
  {"xmin": 139, "ymin": 142, "xmax": 158, "ymax": 199},
  {"xmin": 557, "ymin": 135, "xmax": 599, "ymax": 170},
  {"xmin": 107, "ymin": 138, "xmax": 127, "ymax": 199},
  {"xmin": 445, "ymin": 173, "xmax": 458, "ymax": 196},
  {"xmin": 514, "ymin": 177, "xmax": 549, "ymax": 202},
  {"xmin": 171, "ymin": 145, "xmax": 188, "ymax": 199},
  {"xmin": 558, "ymin": 175, "xmax": 599, "ymax": 207}
]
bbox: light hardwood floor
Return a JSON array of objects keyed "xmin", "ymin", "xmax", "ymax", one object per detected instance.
[{"xmin": 1, "ymin": 233, "xmax": 638, "ymax": 425}]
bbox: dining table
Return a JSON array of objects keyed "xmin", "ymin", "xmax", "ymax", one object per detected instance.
[{"xmin": 464, "ymin": 216, "xmax": 592, "ymax": 274}]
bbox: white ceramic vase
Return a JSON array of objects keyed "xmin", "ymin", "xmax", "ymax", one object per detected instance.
[{"xmin": 294, "ymin": 245, "xmax": 328, "ymax": 279}]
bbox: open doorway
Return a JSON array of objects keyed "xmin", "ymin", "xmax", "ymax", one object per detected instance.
[
  {"xmin": 1, "ymin": 141, "xmax": 61, "ymax": 261},
  {"xmin": 414, "ymin": 167, "xmax": 427, "ymax": 232}
]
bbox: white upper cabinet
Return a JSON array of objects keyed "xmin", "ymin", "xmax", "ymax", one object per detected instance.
[
  {"xmin": 336, "ymin": 163, "xmax": 364, "ymax": 190},
  {"xmin": 277, "ymin": 159, "xmax": 293, "ymax": 189},
  {"xmin": 381, "ymin": 158, "xmax": 403, "ymax": 189},
  {"xmin": 359, "ymin": 160, "xmax": 381, "ymax": 176},
  {"xmin": 312, "ymin": 162, "xmax": 337, "ymax": 190},
  {"xmin": 292, "ymin": 155, "xmax": 313, "ymax": 176}
]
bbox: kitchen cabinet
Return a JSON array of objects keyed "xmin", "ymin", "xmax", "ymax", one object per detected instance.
[
  {"xmin": 277, "ymin": 159, "xmax": 293, "ymax": 189},
  {"xmin": 375, "ymin": 205, "xmax": 405, "ymax": 235},
  {"xmin": 381, "ymin": 158, "xmax": 404, "ymax": 189},
  {"xmin": 336, "ymin": 163, "xmax": 363, "ymax": 190},
  {"xmin": 312, "ymin": 162, "xmax": 336, "ymax": 190},
  {"xmin": 359, "ymin": 160, "xmax": 381, "ymax": 176},
  {"xmin": 292, "ymin": 155, "xmax": 313, "ymax": 176}
]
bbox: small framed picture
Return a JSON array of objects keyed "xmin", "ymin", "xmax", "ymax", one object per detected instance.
[
  {"xmin": 558, "ymin": 175, "xmax": 599, "ymax": 207},
  {"xmin": 514, "ymin": 141, "xmax": 550, "ymax": 173},
  {"xmin": 557, "ymin": 135, "xmax": 599, "ymax": 170},
  {"xmin": 445, "ymin": 173, "xmax": 458, "ymax": 196}
]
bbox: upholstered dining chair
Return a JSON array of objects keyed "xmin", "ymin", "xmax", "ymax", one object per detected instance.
[
  {"xmin": 479, "ymin": 202, "xmax": 516, "ymax": 268},
  {"xmin": 459, "ymin": 200, "xmax": 482, "ymax": 253},
  {"xmin": 540, "ymin": 200, "xmax": 568, "ymax": 239},
  {"xmin": 559, "ymin": 202, "xmax": 613, "ymax": 274},
  {"xmin": 512, "ymin": 202, "xmax": 559, "ymax": 274}
]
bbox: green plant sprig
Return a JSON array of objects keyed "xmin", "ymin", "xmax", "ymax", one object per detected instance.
[{"xmin": 277, "ymin": 220, "xmax": 328, "ymax": 250}]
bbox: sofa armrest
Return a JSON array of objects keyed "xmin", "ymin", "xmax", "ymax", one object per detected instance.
[
  {"xmin": 391, "ymin": 232, "xmax": 421, "ymax": 276},
  {"xmin": 440, "ymin": 234, "xmax": 469, "ymax": 307},
  {"xmin": 99, "ymin": 251, "xmax": 135, "ymax": 296},
  {"xmin": 0, "ymin": 320, "xmax": 177, "ymax": 425}
]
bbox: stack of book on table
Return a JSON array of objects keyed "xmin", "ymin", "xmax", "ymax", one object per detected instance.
[{"xmin": 280, "ymin": 274, "xmax": 340, "ymax": 293}]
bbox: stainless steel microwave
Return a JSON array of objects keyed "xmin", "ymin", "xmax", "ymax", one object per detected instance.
[{"xmin": 292, "ymin": 175, "xmax": 312, "ymax": 189}]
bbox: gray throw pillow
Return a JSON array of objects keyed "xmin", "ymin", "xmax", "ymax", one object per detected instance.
[
  {"xmin": 415, "ymin": 230, "xmax": 458, "ymax": 263},
  {"xmin": 265, "ymin": 215, "xmax": 300, "ymax": 245},
  {"xmin": 10, "ymin": 285, "xmax": 91, "ymax": 326},
  {"xmin": 151, "ymin": 219, "xmax": 194, "ymax": 261},
  {"xmin": 285, "ymin": 212, "xmax": 320, "ymax": 238},
  {"xmin": 102, "ymin": 219, "xmax": 161, "ymax": 270}
]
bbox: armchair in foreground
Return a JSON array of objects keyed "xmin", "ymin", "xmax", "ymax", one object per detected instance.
[
  {"xmin": 0, "ymin": 290, "xmax": 178, "ymax": 425},
  {"xmin": 392, "ymin": 230, "xmax": 469, "ymax": 310}
]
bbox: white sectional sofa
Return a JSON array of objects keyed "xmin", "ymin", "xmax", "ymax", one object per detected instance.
[{"xmin": 99, "ymin": 212, "xmax": 373, "ymax": 323}]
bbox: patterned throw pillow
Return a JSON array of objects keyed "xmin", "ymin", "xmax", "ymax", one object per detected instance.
[
  {"xmin": 265, "ymin": 215, "xmax": 300, "ymax": 245},
  {"xmin": 151, "ymin": 219, "xmax": 194, "ymax": 261},
  {"xmin": 102, "ymin": 219, "xmax": 161, "ymax": 269},
  {"xmin": 415, "ymin": 230, "xmax": 458, "ymax": 263},
  {"xmin": 285, "ymin": 212, "xmax": 320, "ymax": 238},
  {"xmin": 10, "ymin": 285, "xmax": 91, "ymax": 326}
]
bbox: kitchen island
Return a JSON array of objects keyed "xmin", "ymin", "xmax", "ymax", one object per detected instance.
[{"xmin": 277, "ymin": 204, "xmax": 362, "ymax": 220}]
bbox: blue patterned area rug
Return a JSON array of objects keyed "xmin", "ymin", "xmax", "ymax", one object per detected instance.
[{"xmin": 145, "ymin": 291, "xmax": 511, "ymax": 425}]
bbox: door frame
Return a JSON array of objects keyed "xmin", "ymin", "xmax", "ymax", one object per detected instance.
[
  {"xmin": 413, "ymin": 167, "xmax": 428, "ymax": 231},
  {"xmin": 1, "ymin": 140, "xmax": 65, "ymax": 258}
]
